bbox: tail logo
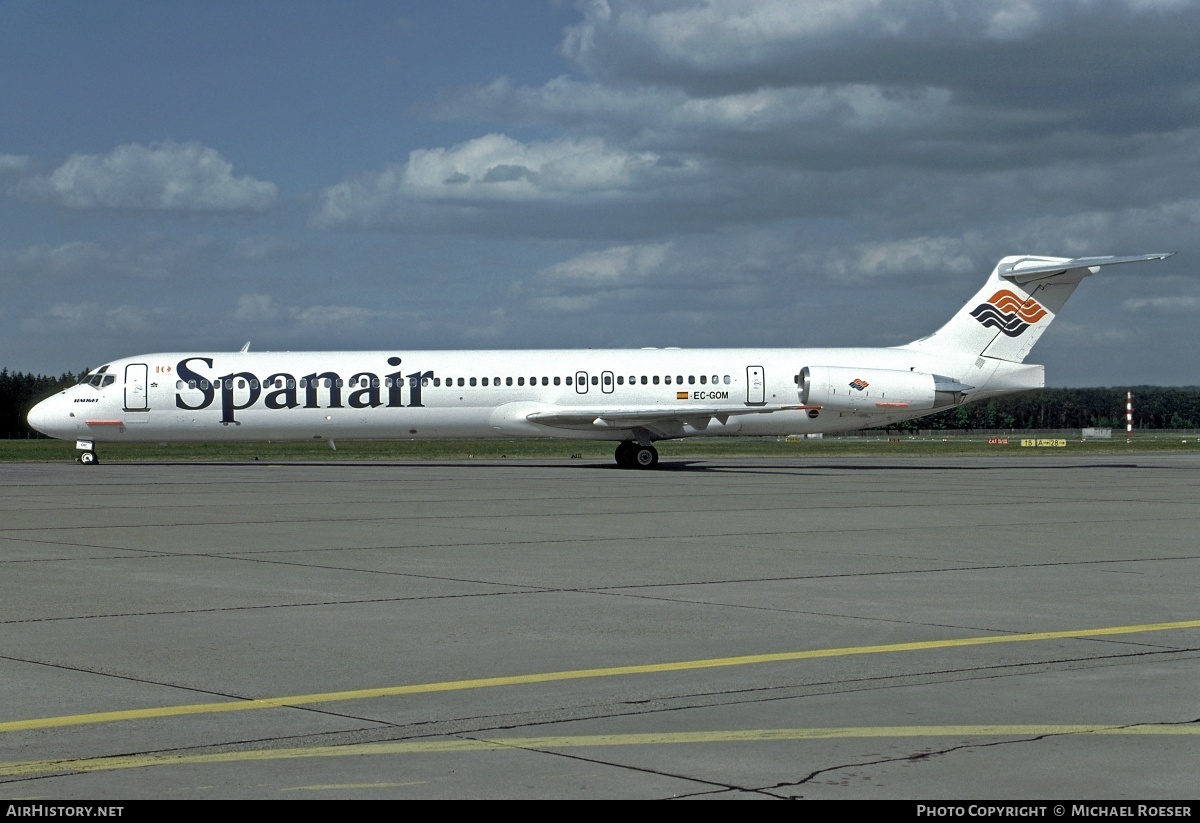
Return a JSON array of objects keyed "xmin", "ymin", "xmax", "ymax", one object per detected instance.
[
  {"xmin": 849, "ymin": 378, "xmax": 869, "ymax": 391},
  {"xmin": 970, "ymin": 290, "xmax": 1048, "ymax": 337}
]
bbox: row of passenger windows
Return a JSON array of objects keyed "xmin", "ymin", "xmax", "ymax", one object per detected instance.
[
  {"xmin": 176, "ymin": 374, "xmax": 735, "ymax": 390},
  {"xmin": 435, "ymin": 374, "xmax": 733, "ymax": 388}
]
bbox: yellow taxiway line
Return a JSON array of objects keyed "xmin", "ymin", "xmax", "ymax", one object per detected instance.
[
  {"xmin": 2, "ymin": 618, "xmax": 1196, "ymax": 736},
  {"xmin": 2, "ymin": 725, "xmax": 1197, "ymax": 778}
]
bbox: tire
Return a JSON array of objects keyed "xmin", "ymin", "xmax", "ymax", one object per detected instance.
[
  {"xmin": 633, "ymin": 445, "xmax": 658, "ymax": 469},
  {"xmin": 614, "ymin": 442, "xmax": 634, "ymax": 468},
  {"xmin": 79, "ymin": 451, "xmax": 98, "ymax": 465}
]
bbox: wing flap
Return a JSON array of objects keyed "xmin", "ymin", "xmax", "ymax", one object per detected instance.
[{"xmin": 527, "ymin": 404, "xmax": 815, "ymax": 430}]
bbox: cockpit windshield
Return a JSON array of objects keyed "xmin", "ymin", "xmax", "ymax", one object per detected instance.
[{"xmin": 79, "ymin": 365, "xmax": 116, "ymax": 389}]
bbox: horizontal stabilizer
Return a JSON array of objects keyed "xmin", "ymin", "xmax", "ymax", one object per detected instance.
[{"xmin": 1000, "ymin": 253, "xmax": 1174, "ymax": 285}]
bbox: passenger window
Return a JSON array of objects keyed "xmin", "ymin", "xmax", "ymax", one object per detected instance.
[
  {"xmin": 542, "ymin": 377, "xmax": 549, "ymax": 386},
  {"xmin": 617, "ymin": 376, "xmax": 624, "ymax": 385},
  {"xmin": 700, "ymin": 375, "xmax": 707, "ymax": 385},
  {"xmin": 652, "ymin": 376, "xmax": 660, "ymax": 385},
  {"xmin": 553, "ymin": 376, "xmax": 561, "ymax": 386},
  {"xmin": 640, "ymin": 376, "xmax": 648, "ymax": 385}
]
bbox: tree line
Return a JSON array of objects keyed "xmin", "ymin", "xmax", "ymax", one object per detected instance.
[
  {"xmin": 875, "ymin": 385, "xmax": 1200, "ymax": 431},
  {"xmin": 1, "ymin": 367, "xmax": 1197, "ymax": 437},
  {"xmin": 1, "ymin": 369, "xmax": 80, "ymax": 438}
]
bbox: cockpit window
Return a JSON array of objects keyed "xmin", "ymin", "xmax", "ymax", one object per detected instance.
[{"xmin": 82, "ymin": 365, "xmax": 112, "ymax": 389}]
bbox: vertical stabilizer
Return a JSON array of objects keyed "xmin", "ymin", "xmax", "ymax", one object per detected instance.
[{"xmin": 902, "ymin": 253, "xmax": 1173, "ymax": 363}]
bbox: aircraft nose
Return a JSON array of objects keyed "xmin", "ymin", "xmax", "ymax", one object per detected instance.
[{"xmin": 27, "ymin": 396, "xmax": 60, "ymax": 437}]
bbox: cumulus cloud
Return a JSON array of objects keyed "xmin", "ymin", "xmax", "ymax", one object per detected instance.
[
  {"xmin": 1123, "ymin": 295, "xmax": 1200, "ymax": 314},
  {"xmin": 558, "ymin": 0, "xmax": 1194, "ymax": 94},
  {"xmin": 232, "ymin": 293, "xmax": 387, "ymax": 328},
  {"xmin": 391, "ymin": 1, "xmax": 1200, "ymax": 243},
  {"xmin": 315, "ymin": 133, "xmax": 693, "ymax": 231},
  {"xmin": 20, "ymin": 302, "xmax": 173, "ymax": 335},
  {"xmin": 536, "ymin": 243, "xmax": 670, "ymax": 284},
  {"xmin": 0, "ymin": 236, "xmax": 218, "ymax": 282},
  {"xmin": 234, "ymin": 294, "xmax": 283, "ymax": 322},
  {"xmin": 817, "ymin": 236, "xmax": 978, "ymax": 285},
  {"xmin": 231, "ymin": 235, "xmax": 297, "ymax": 262},
  {"xmin": 0, "ymin": 153, "xmax": 31, "ymax": 176},
  {"xmin": 289, "ymin": 304, "xmax": 386, "ymax": 327},
  {"xmin": 17, "ymin": 141, "xmax": 276, "ymax": 212}
]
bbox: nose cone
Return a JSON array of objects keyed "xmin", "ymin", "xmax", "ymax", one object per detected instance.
[{"xmin": 27, "ymin": 395, "xmax": 63, "ymax": 438}]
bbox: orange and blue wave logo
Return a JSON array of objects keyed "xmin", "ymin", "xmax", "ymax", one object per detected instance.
[
  {"xmin": 970, "ymin": 290, "xmax": 1047, "ymax": 337},
  {"xmin": 848, "ymin": 378, "xmax": 869, "ymax": 391}
]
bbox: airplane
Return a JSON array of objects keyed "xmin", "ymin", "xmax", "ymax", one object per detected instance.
[{"xmin": 27, "ymin": 252, "xmax": 1173, "ymax": 468}]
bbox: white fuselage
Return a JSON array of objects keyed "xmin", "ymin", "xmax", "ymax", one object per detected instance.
[{"xmin": 28, "ymin": 345, "xmax": 1027, "ymax": 445}]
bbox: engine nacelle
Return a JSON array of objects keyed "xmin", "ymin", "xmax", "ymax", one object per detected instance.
[{"xmin": 800, "ymin": 366, "xmax": 953, "ymax": 412}]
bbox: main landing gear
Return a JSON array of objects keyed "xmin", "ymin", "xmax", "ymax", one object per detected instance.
[{"xmin": 614, "ymin": 441, "xmax": 658, "ymax": 469}]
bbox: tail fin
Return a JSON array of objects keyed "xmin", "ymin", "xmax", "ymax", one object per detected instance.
[{"xmin": 903, "ymin": 253, "xmax": 1174, "ymax": 362}]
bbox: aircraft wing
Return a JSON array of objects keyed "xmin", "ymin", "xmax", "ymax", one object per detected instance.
[{"xmin": 526, "ymin": 403, "xmax": 814, "ymax": 431}]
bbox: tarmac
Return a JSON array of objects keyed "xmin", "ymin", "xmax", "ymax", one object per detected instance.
[{"xmin": 1, "ymin": 454, "xmax": 1198, "ymax": 800}]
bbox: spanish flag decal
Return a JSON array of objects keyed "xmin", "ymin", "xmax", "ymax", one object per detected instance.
[{"xmin": 676, "ymin": 391, "xmax": 688, "ymax": 400}]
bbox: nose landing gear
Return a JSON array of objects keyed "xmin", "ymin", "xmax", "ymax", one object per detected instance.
[{"xmin": 75, "ymin": 440, "xmax": 99, "ymax": 465}]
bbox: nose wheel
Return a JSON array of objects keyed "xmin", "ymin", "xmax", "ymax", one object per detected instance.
[
  {"xmin": 615, "ymin": 441, "xmax": 658, "ymax": 469},
  {"xmin": 78, "ymin": 450, "xmax": 99, "ymax": 465}
]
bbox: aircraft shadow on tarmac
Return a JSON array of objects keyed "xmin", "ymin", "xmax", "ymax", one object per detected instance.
[{"xmin": 92, "ymin": 458, "xmax": 1146, "ymax": 475}]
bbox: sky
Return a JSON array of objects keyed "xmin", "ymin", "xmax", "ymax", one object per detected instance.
[{"xmin": 1, "ymin": 0, "xmax": 1198, "ymax": 386}]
